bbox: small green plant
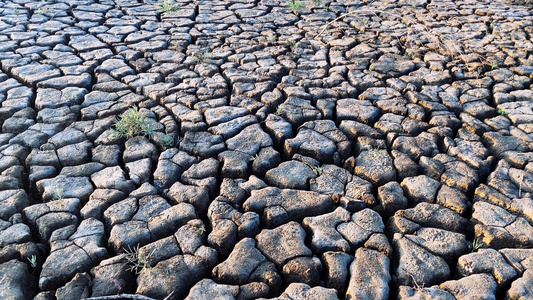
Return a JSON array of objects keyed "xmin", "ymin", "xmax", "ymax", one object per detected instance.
[
  {"xmin": 54, "ymin": 188, "xmax": 64, "ymax": 200},
  {"xmin": 498, "ymin": 108, "xmax": 508, "ymax": 116},
  {"xmin": 36, "ymin": 7, "xmax": 48, "ymax": 14},
  {"xmin": 468, "ymin": 237, "xmax": 484, "ymax": 252},
  {"xmin": 199, "ymin": 225, "xmax": 207, "ymax": 234},
  {"xmin": 159, "ymin": 0, "xmax": 180, "ymax": 12},
  {"xmin": 287, "ymin": 40, "xmax": 299, "ymax": 49},
  {"xmin": 405, "ymin": 50, "xmax": 416, "ymax": 59},
  {"xmin": 357, "ymin": 16, "xmax": 370, "ymax": 26},
  {"xmin": 275, "ymin": 105, "xmax": 284, "ymax": 116},
  {"xmin": 12, "ymin": 8, "xmax": 19, "ymax": 15},
  {"xmin": 192, "ymin": 52, "xmax": 211, "ymax": 65},
  {"xmin": 122, "ymin": 244, "xmax": 155, "ymax": 274},
  {"xmin": 159, "ymin": 135, "xmax": 175, "ymax": 150},
  {"xmin": 287, "ymin": 0, "xmax": 306, "ymax": 12},
  {"xmin": 27, "ymin": 255, "xmax": 37, "ymax": 268},
  {"xmin": 487, "ymin": 61, "xmax": 498, "ymax": 70},
  {"xmin": 250, "ymin": 154, "xmax": 259, "ymax": 161},
  {"xmin": 313, "ymin": 166, "xmax": 323, "ymax": 175},
  {"xmin": 113, "ymin": 106, "xmax": 154, "ymax": 139}
]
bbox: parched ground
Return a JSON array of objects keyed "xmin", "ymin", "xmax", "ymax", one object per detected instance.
[{"xmin": 0, "ymin": 0, "xmax": 532, "ymax": 299}]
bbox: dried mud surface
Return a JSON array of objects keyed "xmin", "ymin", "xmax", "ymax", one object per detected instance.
[{"xmin": 0, "ymin": 0, "xmax": 533, "ymax": 299}]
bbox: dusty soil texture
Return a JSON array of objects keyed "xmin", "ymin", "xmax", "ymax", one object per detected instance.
[{"xmin": 0, "ymin": 0, "xmax": 532, "ymax": 299}]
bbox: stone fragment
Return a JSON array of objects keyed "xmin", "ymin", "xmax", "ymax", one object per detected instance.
[
  {"xmin": 434, "ymin": 154, "xmax": 480, "ymax": 194},
  {"xmin": 213, "ymin": 238, "xmax": 280, "ymax": 289},
  {"xmin": 123, "ymin": 136, "xmax": 158, "ymax": 163},
  {"xmin": 471, "ymin": 201, "xmax": 533, "ymax": 249},
  {"xmin": 393, "ymin": 233, "xmax": 450, "ymax": 287},
  {"xmin": 204, "ymin": 106, "xmax": 249, "ymax": 127},
  {"xmin": 90, "ymin": 166, "xmax": 135, "ymax": 194},
  {"xmin": 265, "ymin": 283, "xmax": 339, "ymax": 300},
  {"xmin": 91, "ymin": 255, "xmax": 136, "ymax": 296},
  {"xmin": 39, "ymin": 218, "xmax": 108, "ymax": 290},
  {"xmin": 69, "ymin": 34, "xmax": 108, "ymax": 52},
  {"xmin": 346, "ymin": 248, "xmax": 391, "ymax": 300},
  {"xmin": 337, "ymin": 209, "xmax": 384, "ymax": 249},
  {"xmin": 440, "ymin": 274, "xmax": 497, "ymax": 300},
  {"xmin": 393, "ymin": 203, "xmax": 468, "ymax": 233},
  {"xmin": 309, "ymin": 164, "xmax": 351, "ymax": 197},
  {"xmin": 377, "ymin": 182, "xmax": 408, "ymax": 217},
  {"xmin": 499, "ymin": 248, "xmax": 533, "ymax": 274},
  {"xmin": 255, "ymin": 222, "xmax": 312, "ymax": 268},
  {"xmin": 11, "ymin": 63, "xmax": 61, "ymax": 86},
  {"xmin": 369, "ymin": 54, "xmax": 416, "ymax": 76},
  {"xmin": 322, "ymin": 251, "xmax": 353, "ymax": 294},
  {"xmin": 336, "ymin": 98, "xmax": 380, "ymax": 125},
  {"xmin": 264, "ymin": 114, "xmax": 293, "ymax": 147},
  {"xmin": 265, "ymin": 160, "xmax": 316, "ymax": 190},
  {"xmin": 396, "ymin": 286, "xmax": 455, "ymax": 300},
  {"xmin": 251, "ymin": 147, "xmax": 282, "ymax": 178},
  {"xmin": 56, "ymin": 141, "xmax": 92, "ymax": 166},
  {"xmin": 406, "ymin": 227, "xmax": 467, "ymax": 259},
  {"xmin": 303, "ymin": 207, "xmax": 351, "ymax": 253},
  {"xmin": 0, "ymin": 259, "xmax": 33, "ymax": 300},
  {"xmin": 153, "ymin": 149, "xmax": 197, "ymax": 190},
  {"xmin": 179, "ymin": 131, "xmax": 225, "ymax": 159},
  {"xmin": 136, "ymin": 255, "xmax": 208, "ymax": 299},
  {"xmin": 244, "ymin": 187, "xmax": 333, "ymax": 228},
  {"xmin": 436, "ymin": 185, "xmax": 469, "ymax": 215},
  {"xmin": 55, "ymin": 273, "xmax": 92, "ymax": 300},
  {"xmin": 185, "ymin": 279, "xmax": 239, "ymax": 300},
  {"xmin": 281, "ymin": 256, "xmax": 322, "ymax": 287},
  {"xmin": 392, "ymin": 133, "xmax": 439, "ymax": 161},
  {"xmin": 507, "ymin": 269, "xmax": 533, "ymax": 300},
  {"xmin": 391, "ymin": 150, "xmax": 419, "ymax": 180},
  {"xmin": 125, "ymin": 158, "xmax": 151, "ymax": 185},
  {"xmin": 218, "ymin": 150, "xmax": 251, "ymax": 179},
  {"xmin": 278, "ymin": 97, "xmax": 322, "ymax": 128},
  {"xmin": 456, "ymin": 249, "xmax": 517, "ymax": 286},
  {"xmin": 401, "ymin": 175, "xmax": 441, "ymax": 205},
  {"xmin": 284, "ymin": 120, "xmax": 351, "ymax": 165},
  {"xmin": 344, "ymin": 175, "xmax": 377, "ymax": 207},
  {"xmin": 168, "ymin": 182, "xmax": 211, "ymax": 215},
  {"xmin": 354, "ymin": 149, "xmax": 396, "ymax": 186},
  {"xmin": 226, "ymin": 123, "xmax": 273, "ymax": 156},
  {"xmin": 147, "ymin": 203, "xmax": 197, "ymax": 239},
  {"xmin": 365, "ymin": 233, "xmax": 393, "ymax": 257},
  {"xmin": 174, "ymin": 219, "xmax": 207, "ymax": 255},
  {"xmin": 0, "ymin": 190, "xmax": 29, "ymax": 220}
]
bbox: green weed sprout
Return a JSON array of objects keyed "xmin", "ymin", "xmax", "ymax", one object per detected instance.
[
  {"xmin": 54, "ymin": 188, "xmax": 64, "ymax": 200},
  {"xmin": 122, "ymin": 244, "xmax": 155, "ymax": 274},
  {"xmin": 113, "ymin": 106, "xmax": 154, "ymax": 139},
  {"xmin": 288, "ymin": 0, "xmax": 306, "ymax": 12},
  {"xmin": 160, "ymin": 0, "xmax": 180, "ymax": 12},
  {"xmin": 27, "ymin": 255, "xmax": 37, "ymax": 268}
]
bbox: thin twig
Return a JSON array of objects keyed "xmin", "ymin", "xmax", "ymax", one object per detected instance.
[
  {"xmin": 83, "ymin": 291, "xmax": 175, "ymax": 300},
  {"xmin": 315, "ymin": 9, "xmax": 381, "ymax": 39},
  {"xmin": 83, "ymin": 295, "xmax": 157, "ymax": 300}
]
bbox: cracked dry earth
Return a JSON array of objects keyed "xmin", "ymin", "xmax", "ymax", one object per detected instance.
[{"xmin": 1, "ymin": 0, "xmax": 533, "ymax": 299}]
